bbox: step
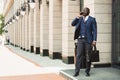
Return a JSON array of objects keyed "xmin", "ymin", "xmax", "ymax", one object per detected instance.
[{"xmin": 59, "ymin": 68, "xmax": 120, "ymax": 80}]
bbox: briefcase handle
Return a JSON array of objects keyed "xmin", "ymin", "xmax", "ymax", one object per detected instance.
[{"xmin": 92, "ymin": 45, "xmax": 97, "ymax": 51}]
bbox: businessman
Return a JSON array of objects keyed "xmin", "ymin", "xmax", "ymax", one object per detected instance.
[{"xmin": 71, "ymin": 7, "xmax": 97, "ymax": 77}]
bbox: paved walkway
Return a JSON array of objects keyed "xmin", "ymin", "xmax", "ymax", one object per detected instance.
[
  {"xmin": 60, "ymin": 68, "xmax": 120, "ymax": 80},
  {"xmin": 0, "ymin": 45, "xmax": 70, "ymax": 80},
  {"xmin": 5, "ymin": 45, "xmax": 74, "ymax": 68},
  {"xmin": 1, "ymin": 45, "xmax": 120, "ymax": 80}
]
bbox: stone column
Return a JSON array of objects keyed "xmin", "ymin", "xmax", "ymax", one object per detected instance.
[
  {"xmin": 84, "ymin": 0, "xmax": 112, "ymax": 65},
  {"xmin": 16, "ymin": 21, "xmax": 19, "ymax": 47},
  {"xmin": 9, "ymin": 24, "xmax": 13, "ymax": 44},
  {"xmin": 62, "ymin": 0, "xmax": 80, "ymax": 64},
  {"xmin": 11, "ymin": 23, "xmax": 14, "ymax": 45},
  {"xmin": 19, "ymin": 16, "xmax": 21, "ymax": 48},
  {"xmin": 17, "ymin": 1, "xmax": 20, "ymax": 47},
  {"xmin": 9, "ymin": 23, "xmax": 11, "ymax": 44},
  {"xmin": 8, "ymin": 24, "xmax": 11, "ymax": 44},
  {"xmin": 13, "ymin": 22, "xmax": 15, "ymax": 46},
  {"xmin": 25, "ymin": 3, "xmax": 29, "ymax": 51},
  {"xmin": 40, "ymin": 0, "xmax": 49, "ymax": 56},
  {"xmin": 14, "ymin": 1, "xmax": 17, "ymax": 47},
  {"xmin": 19, "ymin": 16, "xmax": 22, "ymax": 49},
  {"xmin": 29, "ymin": 6, "xmax": 34, "ymax": 53},
  {"xmin": 14, "ymin": 21, "xmax": 16, "ymax": 46},
  {"xmin": 18, "ymin": 17, "xmax": 20, "ymax": 47},
  {"xmin": 49, "ymin": 0, "xmax": 62, "ymax": 59},
  {"xmin": 14, "ymin": 21, "xmax": 17, "ymax": 47},
  {"xmin": 22, "ymin": 15, "xmax": 25, "ymax": 50},
  {"xmin": 16, "ymin": 19, "xmax": 19, "ymax": 47},
  {"xmin": 34, "ymin": 0, "xmax": 40, "ymax": 54}
]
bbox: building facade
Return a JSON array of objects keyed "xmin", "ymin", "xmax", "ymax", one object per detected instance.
[{"xmin": 3, "ymin": 0, "xmax": 120, "ymax": 68}]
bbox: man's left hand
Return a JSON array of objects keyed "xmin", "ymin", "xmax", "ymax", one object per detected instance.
[{"xmin": 92, "ymin": 41, "xmax": 96, "ymax": 46}]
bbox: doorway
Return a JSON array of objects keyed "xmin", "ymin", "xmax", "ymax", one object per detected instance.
[{"xmin": 112, "ymin": 0, "xmax": 120, "ymax": 68}]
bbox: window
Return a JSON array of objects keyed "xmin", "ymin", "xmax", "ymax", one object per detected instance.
[{"xmin": 80, "ymin": 0, "xmax": 84, "ymax": 11}]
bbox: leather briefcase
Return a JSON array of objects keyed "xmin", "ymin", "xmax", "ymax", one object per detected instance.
[{"xmin": 90, "ymin": 45, "xmax": 100, "ymax": 62}]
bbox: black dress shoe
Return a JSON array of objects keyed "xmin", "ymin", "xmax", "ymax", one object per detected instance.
[
  {"xmin": 86, "ymin": 72, "xmax": 90, "ymax": 77},
  {"xmin": 73, "ymin": 72, "xmax": 79, "ymax": 77}
]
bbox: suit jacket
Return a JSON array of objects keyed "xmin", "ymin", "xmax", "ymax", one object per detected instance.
[{"xmin": 71, "ymin": 16, "xmax": 97, "ymax": 43}]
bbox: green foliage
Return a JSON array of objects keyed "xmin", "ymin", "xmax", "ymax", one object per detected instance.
[{"xmin": 0, "ymin": 14, "xmax": 4, "ymax": 35}]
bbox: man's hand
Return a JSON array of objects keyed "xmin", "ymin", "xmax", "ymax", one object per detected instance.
[
  {"xmin": 92, "ymin": 41, "xmax": 96, "ymax": 46},
  {"xmin": 77, "ymin": 15, "xmax": 81, "ymax": 19},
  {"xmin": 77, "ymin": 13, "xmax": 83, "ymax": 19},
  {"xmin": 80, "ymin": 12, "xmax": 84, "ymax": 15}
]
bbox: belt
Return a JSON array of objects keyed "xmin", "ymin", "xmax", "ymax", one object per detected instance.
[{"xmin": 78, "ymin": 36, "xmax": 86, "ymax": 39}]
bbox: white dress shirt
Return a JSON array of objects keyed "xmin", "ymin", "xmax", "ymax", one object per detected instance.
[{"xmin": 83, "ymin": 16, "xmax": 89, "ymax": 22}]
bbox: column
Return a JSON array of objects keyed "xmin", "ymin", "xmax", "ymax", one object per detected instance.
[
  {"xmin": 11, "ymin": 23, "xmax": 14, "ymax": 45},
  {"xmin": 84, "ymin": 0, "xmax": 112, "ymax": 65},
  {"xmin": 15, "ymin": 21, "xmax": 19, "ymax": 47},
  {"xmin": 62, "ymin": 0, "xmax": 80, "ymax": 64},
  {"xmin": 13, "ymin": 21, "xmax": 15, "ymax": 46},
  {"xmin": 9, "ymin": 24, "xmax": 12, "ymax": 44},
  {"xmin": 34, "ymin": 0, "xmax": 40, "ymax": 54},
  {"xmin": 22, "ymin": 15, "xmax": 25, "ymax": 50},
  {"xmin": 29, "ymin": 6, "xmax": 34, "ymax": 52},
  {"xmin": 8, "ymin": 24, "xmax": 11, "ymax": 44},
  {"xmin": 18, "ymin": 15, "xmax": 22, "ymax": 49},
  {"xmin": 18, "ymin": 17, "xmax": 20, "ymax": 47},
  {"xmin": 14, "ymin": 21, "xmax": 17, "ymax": 47},
  {"xmin": 40, "ymin": 0, "xmax": 49, "ymax": 56},
  {"xmin": 25, "ymin": 2, "xmax": 29, "ymax": 51},
  {"xmin": 49, "ymin": 0, "xmax": 62, "ymax": 59}
]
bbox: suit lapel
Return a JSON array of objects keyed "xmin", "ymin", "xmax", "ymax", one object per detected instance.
[{"xmin": 84, "ymin": 16, "xmax": 90, "ymax": 23}]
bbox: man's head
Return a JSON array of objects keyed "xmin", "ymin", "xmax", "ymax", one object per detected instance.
[{"xmin": 81, "ymin": 7, "xmax": 90, "ymax": 16}]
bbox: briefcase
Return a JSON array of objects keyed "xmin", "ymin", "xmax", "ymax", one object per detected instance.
[{"xmin": 90, "ymin": 45, "xmax": 100, "ymax": 62}]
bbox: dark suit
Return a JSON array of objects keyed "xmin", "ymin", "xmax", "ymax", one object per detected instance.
[
  {"xmin": 71, "ymin": 16, "xmax": 97, "ymax": 74},
  {"xmin": 72, "ymin": 16, "xmax": 97, "ymax": 42}
]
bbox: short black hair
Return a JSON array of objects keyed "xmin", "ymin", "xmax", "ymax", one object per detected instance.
[{"xmin": 83, "ymin": 7, "xmax": 90, "ymax": 15}]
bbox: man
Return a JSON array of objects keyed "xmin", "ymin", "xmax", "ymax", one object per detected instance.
[{"xmin": 71, "ymin": 7, "xmax": 97, "ymax": 77}]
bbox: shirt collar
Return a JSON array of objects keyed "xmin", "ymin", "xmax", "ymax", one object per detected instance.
[{"xmin": 83, "ymin": 15, "xmax": 89, "ymax": 21}]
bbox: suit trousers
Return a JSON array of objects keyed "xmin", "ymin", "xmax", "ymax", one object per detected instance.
[{"xmin": 75, "ymin": 38, "xmax": 92, "ymax": 73}]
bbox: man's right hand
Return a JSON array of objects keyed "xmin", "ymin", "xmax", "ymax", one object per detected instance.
[
  {"xmin": 77, "ymin": 14, "xmax": 82, "ymax": 19},
  {"xmin": 77, "ymin": 12, "xmax": 83, "ymax": 19}
]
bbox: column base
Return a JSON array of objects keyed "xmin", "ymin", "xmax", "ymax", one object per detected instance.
[
  {"xmin": 23, "ymin": 48, "xmax": 26, "ymax": 51},
  {"xmin": 49, "ymin": 52, "xmax": 62, "ymax": 59},
  {"xmin": 11, "ymin": 43, "xmax": 14, "ymax": 46},
  {"xmin": 35, "ymin": 47, "xmax": 40, "ymax": 54},
  {"xmin": 15, "ymin": 45, "xmax": 18, "ymax": 47},
  {"xmin": 26, "ymin": 49, "xmax": 29, "ymax": 52},
  {"xmin": 40, "ymin": 49, "xmax": 49, "ymax": 56},
  {"xmin": 30, "ymin": 46, "xmax": 34, "ymax": 53},
  {"xmin": 62, "ymin": 56, "xmax": 74, "ymax": 64},
  {"xmin": 94, "ymin": 63, "xmax": 111, "ymax": 68},
  {"xmin": 20, "ymin": 47, "xmax": 23, "ymax": 50}
]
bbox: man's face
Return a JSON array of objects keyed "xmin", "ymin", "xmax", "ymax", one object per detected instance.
[{"xmin": 82, "ymin": 8, "xmax": 90, "ymax": 16}]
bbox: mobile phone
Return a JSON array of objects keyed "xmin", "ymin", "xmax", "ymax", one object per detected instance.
[{"xmin": 80, "ymin": 12, "xmax": 84, "ymax": 15}]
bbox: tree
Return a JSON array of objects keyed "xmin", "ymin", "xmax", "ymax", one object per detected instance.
[{"xmin": 0, "ymin": 14, "xmax": 4, "ymax": 35}]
